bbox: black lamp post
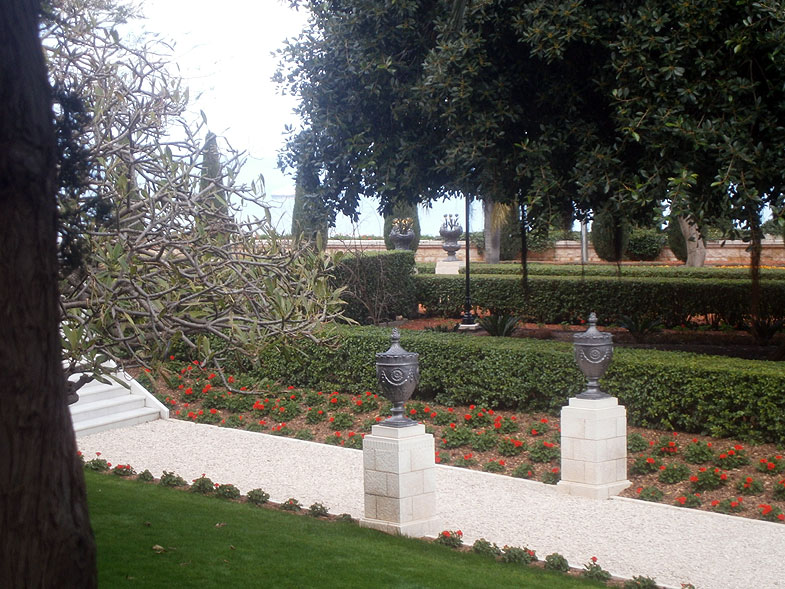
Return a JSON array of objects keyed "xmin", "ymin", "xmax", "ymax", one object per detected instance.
[{"xmin": 461, "ymin": 194, "xmax": 475, "ymax": 326}]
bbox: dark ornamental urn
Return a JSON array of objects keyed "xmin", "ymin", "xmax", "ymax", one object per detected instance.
[
  {"xmin": 389, "ymin": 227, "xmax": 415, "ymax": 250},
  {"xmin": 573, "ymin": 312, "xmax": 613, "ymax": 400},
  {"xmin": 439, "ymin": 214, "xmax": 462, "ymax": 261},
  {"xmin": 376, "ymin": 328, "xmax": 420, "ymax": 427}
]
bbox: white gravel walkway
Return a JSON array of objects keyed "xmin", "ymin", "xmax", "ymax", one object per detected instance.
[{"xmin": 78, "ymin": 419, "xmax": 785, "ymax": 589}]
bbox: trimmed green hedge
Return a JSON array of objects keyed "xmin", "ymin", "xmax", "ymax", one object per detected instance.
[
  {"xmin": 332, "ymin": 250, "xmax": 417, "ymax": 324},
  {"xmin": 414, "ymin": 274, "xmax": 785, "ymax": 326},
  {"xmin": 253, "ymin": 326, "xmax": 785, "ymax": 444},
  {"xmin": 457, "ymin": 262, "xmax": 785, "ymax": 281}
]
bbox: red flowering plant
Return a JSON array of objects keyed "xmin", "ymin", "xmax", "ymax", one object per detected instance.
[
  {"xmin": 674, "ymin": 493, "xmax": 702, "ymax": 508},
  {"xmin": 497, "ymin": 436, "xmax": 526, "ymax": 456},
  {"xmin": 541, "ymin": 466, "xmax": 561, "ymax": 485},
  {"xmin": 455, "ymin": 453, "xmax": 477, "ymax": 468},
  {"xmin": 756, "ymin": 455, "xmax": 784, "ymax": 475},
  {"xmin": 690, "ymin": 467, "xmax": 728, "ymax": 492},
  {"xmin": 736, "ymin": 476, "xmax": 765, "ymax": 495},
  {"xmin": 305, "ymin": 406, "xmax": 328, "ymax": 424},
  {"xmin": 435, "ymin": 529, "xmax": 463, "ymax": 548},
  {"xmin": 710, "ymin": 496, "xmax": 745, "ymax": 514},
  {"xmin": 581, "ymin": 556, "xmax": 611, "ymax": 582},
  {"xmin": 773, "ymin": 479, "xmax": 785, "ymax": 501},
  {"xmin": 483, "ymin": 459, "xmax": 506, "ymax": 473},
  {"xmin": 655, "ymin": 434, "xmax": 680, "ymax": 456},
  {"xmin": 757, "ymin": 503, "xmax": 785, "ymax": 522},
  {"xmin": 470, "ymin": 429, "xmax": 498, "ymax": 452},
  {"xmin": 683, "ymin": 439, "xmax": 715, "ymax": 464},
  {"xmin": 112, "ymin": 463, "xmax": 135, "ymax": 477},
  {"xmin": 714, "ymin": 445, "xmax": 750, "ymax": 469},
  {"xmin": 629, "ymin": 455, "xmax": 663, "ymax": 475},
  {"xmin": 528, "ymin": 439, "xmax": 560, "ymax": 463},
  {"xmin": 528, "ymin": 417, "xmax": 550, "ymax": 437}
]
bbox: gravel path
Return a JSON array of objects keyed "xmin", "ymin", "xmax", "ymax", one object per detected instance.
[{"xmin": 78, "ymin": 419, "xmax": 785, "ymax": 589}]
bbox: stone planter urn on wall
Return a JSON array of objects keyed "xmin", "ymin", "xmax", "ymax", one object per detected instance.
[
  {"xmin": 439, "ymin": 214, "xmax": 462, "ymax": 261},
  {"xmin": 389, "ymin": 217, "xmax": 415, "ymax": 250}
]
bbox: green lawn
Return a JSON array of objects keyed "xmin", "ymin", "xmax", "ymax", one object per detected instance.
[{"xmin": 87, "ymin": 471, "xmax": 603, "ymax": 588}]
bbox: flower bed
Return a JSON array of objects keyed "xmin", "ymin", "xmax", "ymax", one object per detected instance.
[{"xmin": 147, "ymin": 360, "xmax": 785, "ymax": 524}]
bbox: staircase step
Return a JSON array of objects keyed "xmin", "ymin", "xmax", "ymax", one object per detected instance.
[
  {"xmin": 73, "ymin": 406, "xmax": 161, "ymax": 438},
  {"xmin": 69, "ymin": 394, "xmax": 146, "ymax": 423},
  {"xmin": 74, "ymin": 382, "xmax": 129, "ymax": 403}
]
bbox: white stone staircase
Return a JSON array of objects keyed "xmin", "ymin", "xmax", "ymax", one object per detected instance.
[{"xmin": 69, "ymin": 370, "xmax": 168, "ymax": 437}]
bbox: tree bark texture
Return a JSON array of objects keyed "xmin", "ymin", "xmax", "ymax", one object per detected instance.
[
  {"xmin": 482, "ymin": 199, "xmax": 500, "ymax": 264},
  {"xmin": 678, "ymin": 215, "xmax": 707, "ymax": 267},
  {"xmin": 0, "ymin": 1, "xmax": 97, "ymax": 586}
]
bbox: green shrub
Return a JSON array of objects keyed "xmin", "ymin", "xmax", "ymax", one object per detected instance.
[
  {"xmin": 159, "ymin": 471, "xmax": 187, "ymax": 487},
  {"xmin": 415, "ymin": 273, "xmax": 785, "ymax": 327},
  {"xmin": 460, "ymin": 262, "xmax": 785, "ymax": 281},
  {"xmin": 512, "ymin": 463, "xmax": 535, "ymax": 479},
  {"xmin": 137, "ymin": 469, "xmax": 154, "ymax": 482},
  {"xmin": 280, "ymin": 498, "xmax": 301, "ymax": 511},
  {"xmin": 501, "ymin": 545, "xmax": 537, "ymax": 565},
  {"xmin": 636, "ymin": 486, "xmax": 664, "ymax": 502},
  {"xmin": 683, "ymin": 440, "xmax": 715, "ymax": 464},
  {"xmin": 478, "ymin": 313, "xmax": 519, "ymax": 337},
  {"xmin": 246, "ymin": 488, "xmax": 270, "ymax": 505},
  {"xmin": 190, "ymin": 475, "xmax": 215, "ymax": 495},
  {"xmin": 627, "ymin": 433, "xmax": 649, "ymax": 453},
  {"xmin": 590, "ymin": 203, "xmax": 630, "ymax": 262},
  {"xmin": 483, "ymin": 460, "xmax": 506, "ymax": 473},
  {"xmin": 215, "ymin": 484, "xmax": 241, "ymax": 500},
  {"xmin": 528, "ymin": 440, "xmax": 559, "ymax": 463},
  {"xmin": 253, "ymin": 325, "xmax": 785, "ymax": 444},
  {"xmin": 308, "ymin": 502, "xmax": 330, "ymax": 517},
  {"xmin": 332, "ymin": 250, "xmax": 416, "ymax": 324},
  {"xmin": 472, "ymin": 538, "xmax": 502, "ymax": 558},
  {"xmin": 626, "ymin": 228, "xmax": 665, "ymax": 261},
  {"xmin": 624, "ymin": 575, "xmax": 659, "ymax": 589},
  {"xmin": 544, "ymin": 553, "xmax": 569, "ymax": 573},
  {"xmin": 658, "ymin": 463, "xmax": 690, "ymax": 484}
]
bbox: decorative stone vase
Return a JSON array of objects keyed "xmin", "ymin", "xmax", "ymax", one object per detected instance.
[
  {"xmin": 573, "ymin": 312, "xmax": 613, "ymax": 400},
  {"xmin": 376, "ymin": 328, "xmax": 420, "ymax": 427},
  {"xmin": 439, "ymin": 220, "xmax": 462, "ymax": 262},
  {"xmin": 389, "ymin": 227, "xmax": 415, "ymax": 250}
]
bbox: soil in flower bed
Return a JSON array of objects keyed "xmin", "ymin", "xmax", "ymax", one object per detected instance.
[{"xmin": 144, "ymin": 361, "xmax": 785, "ymax": 525}]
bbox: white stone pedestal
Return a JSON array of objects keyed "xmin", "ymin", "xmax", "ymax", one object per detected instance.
[
  {"xmin": 360, "ymin": 424, "xmax": 439, "ymax": 538},
  {"xmin": 557, "ymin": 397, "xmax": 630, "ymax": 499},
  {"xmin": 435, "ymin": 260, "xmax": 464, "ymax": 274}
]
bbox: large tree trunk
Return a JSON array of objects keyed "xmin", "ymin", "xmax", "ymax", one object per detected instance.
[
  {"xmin": 483, "ymin": 199, "xmax": 501, "ymax": 264},
  {"xmin": 677, "ymin": 215, "xmax": 707, "ymax": 267},
  {"xmin": 0, "ymin": 1, "xmax": 97, "ymax": 585}
]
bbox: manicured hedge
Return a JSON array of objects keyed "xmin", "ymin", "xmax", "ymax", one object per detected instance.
[
  {"xmin": 414, "ymin": 274, "xmax": 785, "ymax": 326},
  {"xmin": 253, "ymin": 326, "xmax": 785, "ymax": 444},
  {"xmin": 332, "ymin": 250, "xmax": 417, "ymax": 323},
  {"xmin": 457, "ymin": 262, "xmax": 785, "ymax": 281}
]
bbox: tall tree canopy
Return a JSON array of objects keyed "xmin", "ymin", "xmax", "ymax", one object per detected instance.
[{"xmin": 279, "ymin": 0, "xmax": 785, "ymax": 245}]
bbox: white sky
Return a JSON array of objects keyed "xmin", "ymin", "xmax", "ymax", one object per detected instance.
[{"xmin": 137, "ymin": 0, "xmax": 472, "ymax": 237}]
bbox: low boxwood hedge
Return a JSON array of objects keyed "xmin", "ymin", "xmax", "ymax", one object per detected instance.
[
  {"xmin": 414, "ymin": 274, "xmax": 785, "ymax": 327},
  {"xmin": 252, "ymin": 326, "xmax": 785, "ymax": 444},
  {"xmin": 456, "ymin": 262, "xmax": 785, "ymax": 281}
]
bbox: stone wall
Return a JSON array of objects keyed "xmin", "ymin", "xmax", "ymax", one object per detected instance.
[{"xmin": 325, "ymin": 238, "xmax": 785, "ymax": 266}]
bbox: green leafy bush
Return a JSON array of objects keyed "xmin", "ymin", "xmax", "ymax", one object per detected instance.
[
  {"xmin": 472, "ymin": 538, "xmax": 502, "ymax": 558},
  {"xmin": 252, "ymin": 326, "xmax": 785, "ymax": 444},
  {"xmin": 544, "ymin": 553, "xmax": 569, "ymax": 573},
  {"xmin": 332, "ymin": 250, "xmax": 416, "ymax": 324},
  {"xmin": 190, "ymin": 474, "xmax": 215, "ymax": 495},
  {"xmin": 625, "ymin": 228, "xmax": 665, "ymax": 261},
  {"xmin": 636, "ymin": 486, "xmax": 663, "ymax": 502},
  {"xmin": 627, "ymin": 433, "xmax": 649, "ymax": 453},
  {"xmin": 500, "ymin": 545, "xmax": 537, "ymax": 565},
  {"xmin": 478, "ymin": 313, "xmax": 519, "ymax": 337},
  {"xmin": 683, "ymin": 440, "xmax": 715, "ymax": 464},
  {"xmin": 215, "ymin": 484, "xmax": 241, "ymax": 500},
  {"xmin": 512, "ymin": 463, "xmax": 535, "ymax": 479},
  {"xmin": 658, "ymin": 463, "xmax": 690, "ymax": 484},
  {"xmin": 159, "ymin": 471, "xmax": 187, "ymax": 487},
  {"xmin": 590, "ymin": 203, "xmax": 630, "ymax": 262},
  {"xmin": 416, "ymin": 273, "xmax": 785, "ymax": 327},
  {"xmin": 246, "ymin": 488, "xmax": 270, "ymax": 505}
]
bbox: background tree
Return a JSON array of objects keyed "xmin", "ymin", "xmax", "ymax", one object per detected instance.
[
  {"xmin": 276, "ymin": 0, "xmax": 452, "ymax": 223},
  {"xmin": 290, "ymin": 154, "xmax": 329, "ymax": 248},
  {"xmin": 0, "ymin": 0, "xmax": 96, "ymax": 584}
]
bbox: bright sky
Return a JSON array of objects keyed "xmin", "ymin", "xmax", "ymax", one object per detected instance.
[{"xmin": 137, "ymin": 0, "xmax": 471, "ymax": 237}]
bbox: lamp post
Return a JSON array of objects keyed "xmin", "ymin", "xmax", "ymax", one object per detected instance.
[{"xmin": 460, "ymin": 194, "xmax": 476, "ymax": 328}]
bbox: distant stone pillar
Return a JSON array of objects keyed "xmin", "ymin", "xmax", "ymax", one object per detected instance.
[{"xmin": 360, "ymin": 424, "xmax": 439, "ymax": 537}]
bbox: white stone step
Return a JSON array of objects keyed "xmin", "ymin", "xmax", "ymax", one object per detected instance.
[
  {"xmin": 73, "ymin": 406, "xmax": 161, "ymax": 438},
  {"xmin": 74, "ymin": 382, "xmax": 129, "ymax": 403},
  {"xmin": 70, "ymin": 394, "xmax": 146, "ymax": 424}
]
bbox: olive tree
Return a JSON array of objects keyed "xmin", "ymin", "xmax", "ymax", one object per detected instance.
[{"xmin": 45, "ymin": 0, "xmax": 346, "ymax": 398}]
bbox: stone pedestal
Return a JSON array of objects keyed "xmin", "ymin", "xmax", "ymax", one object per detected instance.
[
  {"xmin": 435, "ymin": 260, "xmax": 464, "ymax": 275},
  {"xmin": 360, "ymin": 424, "xmax": 439, "ymax": 538},
  {"xmin": 557, "ymin": 397, "xmax": 630, "ymax": 499}
]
